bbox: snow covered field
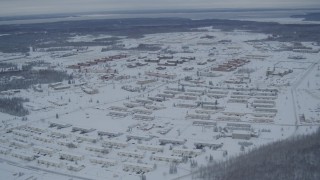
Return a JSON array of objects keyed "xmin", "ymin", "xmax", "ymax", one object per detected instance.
[{"xmin": 0, "ymin": 27, "xmax": 319, "ymax": 180}]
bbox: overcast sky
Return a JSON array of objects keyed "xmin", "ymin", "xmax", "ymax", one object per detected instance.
[{"xmin": 0, "ymin": 0, "xmax": 320, "ymax": 16}]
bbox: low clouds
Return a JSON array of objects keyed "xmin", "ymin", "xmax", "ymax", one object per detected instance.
[{"xmin": 0, "ymin": 0, "xmax": 320, "ymax": 16}]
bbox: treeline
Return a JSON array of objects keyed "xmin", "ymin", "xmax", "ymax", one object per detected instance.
[
  {"xmin": 0, "ymin": 69, "xmax": 70, "ymax": 91},
  {"xmin": 2, "ymin": 18, "xmax": 320, "ymax": 53},
  {"xmin": 0, "ymin": 97, "xmax": 29, "ymax": 116},
  {"xmin": 193, "ymin": 128, "xmax": 320, "ymax": 180}
]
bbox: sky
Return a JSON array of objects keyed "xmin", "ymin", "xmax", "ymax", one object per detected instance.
[{"xmin": 0, "ymin": 0, "xmax": 320, "ymax": 16}]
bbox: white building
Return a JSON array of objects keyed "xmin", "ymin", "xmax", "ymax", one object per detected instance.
[
  {"xmin": 192, "ymin": 120, "xmax": 217, "ymax": 127},
  {"xmin": 33, "ymin": 146, "xmax": 55, "ymax": 155},
  {"xmin": 102, "ymin": 140, "xmax": 128, "ymax": 148},
  {"xmin": 59, "ymin": 151, "xmax": 84, "ymax": 161},
  {"xmin": 159, "ymin": 138, "xmax": 186, "ymax": 145},
  {"xmin": 85, "ymin": 145, "xmax": 109, "ymax": 153},
  {"xmin": 11, "ymin": 129, "xmax": 30, "ymax": 138},
  {"xmin": 137, "ymin": 144, "xmax": 164, "ymax": 152},
  {"xmin": 186, "ymin": 114, "xmax": 210, "ymax": 120},
  {"xmin": 76, "ymin": 135, "xmax": 98, "ymax": 143},
  {"xmin": 10, "ymin": 140, "xmax": 30, "ymax": 148},
  {"xmin": 37, "ymin": 156, "xmax": 62, "ymax": 168},
  {"xmin": 232, "ymin": 130, "xmax": 251, "ymax": 140},
  {"xmin": 11, "ymin": 151, "xmax": 35, "ymax": 161},
  {"xmin": 172, "ymin": 148, "xmax": 202, "ymax": 157},
  {"xmin": 117, "ymin": 150, "xmax": 144, "ymax": 159},
  {"xmin": 123, "ymin": 162, "xmax": 154, "ymax": 173},
  {"xmin": 33, "ymin": 134, "xmax": 53, "ymax": 143},
  {"xmin": 133, "ymin": 114, "xmax": 155, "ymax": 121},
  {"xmin": 152, "ymin": 154, "xmax": 183, "ymax": 163},
  {"xmin": 67, "ymin": 164, "xmax": 85, "ymax": 172},
  {"xmin": 89, "ymin": 157, "xmax": 117, "ymax": 166}
]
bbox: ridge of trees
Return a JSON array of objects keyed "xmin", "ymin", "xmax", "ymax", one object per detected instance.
[{"xmin": 193, "ymin": 128, "xmax": 320, "ymax": 180}]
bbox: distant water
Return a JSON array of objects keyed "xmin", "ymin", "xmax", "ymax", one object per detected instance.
[{"xmin": 1, "ymin": 9, "xmax": 320, "ymax": 25}]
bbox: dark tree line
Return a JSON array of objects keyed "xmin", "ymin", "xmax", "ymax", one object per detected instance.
[
  {"xmin": 2, "ymin": 17, "xmax": 320, "ymax": 53},
  {"xmin": 0, "ymin": 97, "xmax": 29, "ymax": 116},
  {"xmin": 0, "ymin": 69, "xmax": 70, "ymax": 91},
  {"xmin": 193, "ymin": 128, "xmax": 320, "ymax": 180}
]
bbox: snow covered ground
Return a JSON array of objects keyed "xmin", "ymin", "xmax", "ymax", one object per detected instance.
[{"xmin": 0, "ymin": 27, "xmax": 319, "ymax": 180}]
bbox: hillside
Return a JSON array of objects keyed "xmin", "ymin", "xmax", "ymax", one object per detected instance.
[{"xmin": 193, "ymin": 128, "xmax": 320, "ymax": 180}]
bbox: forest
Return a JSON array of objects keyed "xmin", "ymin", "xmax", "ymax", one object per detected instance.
[
  {"xmin": 192, "ymin": 128, "xmax": 320, "ymax": 180},
  {"xmin": 1, "ymin": 17, "xmax": 320, "ymax": 53},
  {"xmin": 0, "ymin": 97, "xmax": 29, "ymax": 116},
  {"xmin": 0, "ymin": 62, "xmax": 70, "ymax": 91}
]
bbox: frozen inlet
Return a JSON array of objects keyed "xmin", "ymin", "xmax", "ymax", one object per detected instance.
[
  {"xmin": 152, "ymin": 154, "xmax": 183, "ymax": 163},
  {"xmin": 123, "ymin": 162, "xmax": 154, "ymax": 173},
  {"xmin": 158, "ymin": 138, "xmax": 186, "ymax": 145}
]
